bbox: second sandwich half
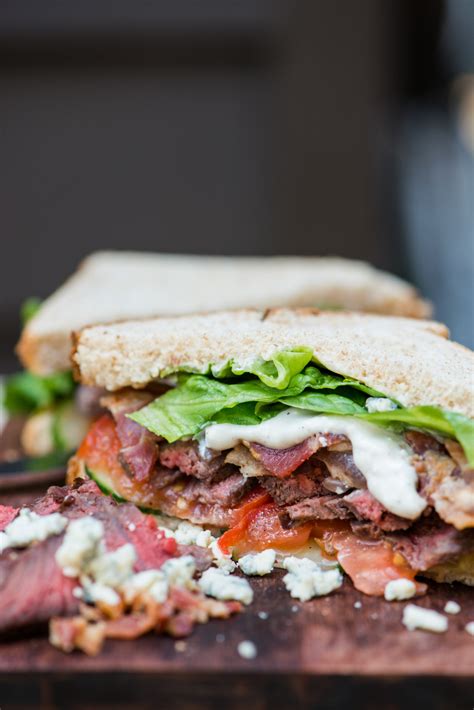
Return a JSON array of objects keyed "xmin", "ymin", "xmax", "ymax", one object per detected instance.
[{"xmin": 69, "ymin": 309, "xmax": 474, "ymax": 597}]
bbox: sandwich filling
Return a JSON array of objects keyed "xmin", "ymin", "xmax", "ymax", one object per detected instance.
[
  {"xmin": 4, "ymin": 300, "xmax": 95, "ymax": 458},
  {"xmin": 70, "ymin": 349, "xmax": 474, "ymax": 596}
]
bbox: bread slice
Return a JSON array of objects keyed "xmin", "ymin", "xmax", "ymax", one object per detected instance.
[
  {"xmin": 72, "ymin": 308, "xmax": 474, "ymax": 418},
  {"xmin": 18, "ymin": 251, "xmax": 430, "ymax": 375}
]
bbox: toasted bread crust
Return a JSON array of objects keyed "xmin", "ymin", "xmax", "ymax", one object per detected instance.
[
  {"xmin": 72, "ymin": 308, "xmax": 474, "ymax": 417},
  {"xmin": 17, "ymin": 251, "xmax": 431, "ymax": 375}
]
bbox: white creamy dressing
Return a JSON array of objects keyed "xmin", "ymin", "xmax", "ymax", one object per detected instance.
[{"xmin": 204, "ymin": 409, "xmax": 426, "ymax": 520}]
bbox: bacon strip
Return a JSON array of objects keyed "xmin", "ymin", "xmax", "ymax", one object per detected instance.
[
  {"xmin": 248, "ymin": 433, "xmax": 345, "ymax": 479},
  {"xmin": 50, "ymin": 588, "xmax": 241, "ymax": 655}
]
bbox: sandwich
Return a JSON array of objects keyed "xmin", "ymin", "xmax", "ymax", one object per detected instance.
[
  {"xmin": 68, "ymin": 308, "xmax": 474, "ymax": 597},
  {"xmin": 5, "ymin": 251, "xmax": 430, "ymax": 459}
]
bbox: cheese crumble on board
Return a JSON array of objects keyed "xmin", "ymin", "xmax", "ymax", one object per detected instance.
[
  {"xmin": 198, "ymin": 568, "xmax": 254, "ymax": 605},
  {"xmin": 402, "ymin": 605, "xmax": 448, "ymax": 633},
  {"xmin": 384, "ymin": 579, "xmax": 417, "ymax": 601},
  {"xmin": 444, "ymin": 601, "xmax": 461, "ymax": 615},
  {"xmin": 238, "ymin": 549, "xmax": 276, "ymax": 576},
  {"xmin": 282, "ymin": 556, "xmax": 343, "ymax": 601},
  {"xmin": 237, "ymin": 640, "xmax": 258, "ymax": 660}
]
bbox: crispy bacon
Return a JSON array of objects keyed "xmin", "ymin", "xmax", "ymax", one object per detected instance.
[
  {"xmin": 248, "ymin": 433, "xmax": 345, "ymax": 478},
  {"xmin": 50, "ymin": 588, "xmax": 241, "ymax": 655},
  {"xmin": 418, "ymin": 449, "xmax": 474, "ymax": 530}
]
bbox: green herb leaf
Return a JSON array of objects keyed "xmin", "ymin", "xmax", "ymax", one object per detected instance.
[
  {"xmin": 4, "ymin": 370, "xmax": 75, "ymax": 415},
  {"xmin": 20, "ymin": 297, "xmax": 42, "ymax": 325}
]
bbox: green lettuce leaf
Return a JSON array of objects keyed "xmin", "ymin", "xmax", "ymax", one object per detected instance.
[
  {"xmin": 128, "ymin": 349, "xmax": 474, "ymax": 465},
  {"xmin": 358, "ymin": 407, "xmax": 473, "ymax": 465},
  {"xmin": 129, "ymin": 362, "xmax": 379, "ymax": 443},
  {"xmin": 20, "ymin": 297, "xmax": 42, "ymax": 325},
  {"xmin": 230, "ymin": 347, "xmax": 313, "ymax": 389},
  {"xmin": 4, "ymin": 370, "xmax": 75, "ymax": 415}
]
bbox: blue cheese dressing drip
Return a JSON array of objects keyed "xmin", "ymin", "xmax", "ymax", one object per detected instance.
[{"xmin": 204, "ymin": 409, "xmax": 426, "ymax": 520}]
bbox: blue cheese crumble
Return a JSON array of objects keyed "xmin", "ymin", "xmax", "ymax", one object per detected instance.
[
  {"xmin": 238, "ymin": 549, "xmax": 276, "ymax": 576},
  {"xmin": 402, "ymin": 604, "xmax": 448, "ymax": 633},
  {"xmin": 282, "ymin": 556, "xmax": 343, "ymax": 601},
  {"xmin": 0, "ymin": 509, "xmax": 68, "ymax": 552},
  {"xmin": 198, "ymin": 568, "xmax": 253, "ymax": 604}
]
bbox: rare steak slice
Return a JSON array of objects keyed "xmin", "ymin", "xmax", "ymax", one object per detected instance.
[
  {"xmin": 160, "ymin": 441, "xmax": 226, "ymax": 481},
  {"xmin": 102, "ymin": 392, "xmax": 159, "ymax": 482},
  {"xmin": 388, "ymin": 516, "xmax": 474, "ymax": 571},
  {"xmin": 0, "ymin": 480, "xmax": 212, "ymax": 635},
  {"xmin": 342, "ymin": 490, "xmax": 412, "ymax": 532},
  {"xmin": 260, "ymin": 461, "xmax": 327, "ymax": 505},
  {"xmin": 286, "ymin": 495, "xmax": 353, "ymax": 522},
  {"xmin": 0, "ymin": 535, "xmax": 78, "ymax": 634}
]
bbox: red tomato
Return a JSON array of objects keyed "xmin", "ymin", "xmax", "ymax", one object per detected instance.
[
  {"xmin": 315, "ymin": 525, "xmax": 426, "ymax": 597},
  {"xmin": 228, "ymin": 488, "xmax": 272, "ymax": 525},
  {"xmin": 77, "ymin": 414, "xmax": 124, "ymax": 478},
  {"xmin": 218, "ymin": 503, "xmax": 313, "ymax": 556}
]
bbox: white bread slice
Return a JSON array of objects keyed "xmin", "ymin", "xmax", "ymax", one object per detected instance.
[
  {"xmin": 72, "ymin": 308, "xmax": 474, "ymax": 418},
  {"xmin": 18, "ymin": 251, "xmax": 430, "ymax": 375}
]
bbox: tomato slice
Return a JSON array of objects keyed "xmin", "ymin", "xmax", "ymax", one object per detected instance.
[
  {"xmin": 315, "ymin": 523, "xmax": 426, "ymax": 596},
  {"xmin": 228, "ymin": 488, "xmax": 272, "ymax": 525},
  {"xmin": 218, "ymin": 503, "xmax": 313, "ymax": 556},
  {"xmin": 77, "ymin": 414, "xmax": 124, "ymax": 478}
]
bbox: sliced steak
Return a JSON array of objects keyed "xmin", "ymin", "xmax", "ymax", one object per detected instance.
[
  {"xmin": 0, "ymin": 480, "xmax": 210, "ymax": 635},
  {"xmin": 102, "ymin": 393, "xmax": 159, "ymax": 483},
  {"xmin": 117, "ymin": 426, "xmax": 159, "ymax": 483},
  {"xmin": 286, "ymin": 495, "xmax": 353, "ymax": 523},
  {"xmin": 388, "ymin": 516, "xmax": 474, "ymax": 570},
  {"xmin": 160, "ymin": 441, "xmax": 226, "ymax": 481},
  {"xmin": 27, "ymin": 481, "xmax": 181, "ymax": 570},
  {"xmin": 316, "ymin": 451, "xmax": 366, "ymax": 489},
  {"xmin": 342, "ymin": 489, "xmax": 412, "ymax": 532},
  {"xmin": 180, "ymin": 473, "xmax": 251, "ymax": 508},
  {"xmin": 0, "ymin": 535, "xmax": 79, "ymax": 635},
  {"xmin": 150, "ymin": 467, "xmax": 183, "ymax": 490},
  {"xmin": 261, "ymin": 461, "xmax": 327, "ymax": 506},
  {"xmin": 349, "ymin": 520, "xmax": 385, "ymax": 539}
]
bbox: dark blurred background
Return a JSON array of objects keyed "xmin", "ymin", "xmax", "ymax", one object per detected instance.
[{"xmin": 1, "ymin": 0, "xmax": 473, "ymax": 372}]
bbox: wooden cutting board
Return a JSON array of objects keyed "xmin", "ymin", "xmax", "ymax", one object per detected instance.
[{"xmin": 1, "ymin": 487, "xmax": 473, "ymax": 709}]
